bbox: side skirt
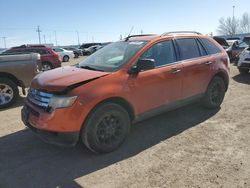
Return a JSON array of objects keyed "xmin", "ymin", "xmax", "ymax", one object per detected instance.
[{"xmin": 134, "ymin": 93, "xmax": 204, "ymax": 123}]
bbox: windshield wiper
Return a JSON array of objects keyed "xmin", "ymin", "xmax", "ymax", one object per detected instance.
[{"xmin": 79, "ymin": 65, "xmax": 104, "ymax": 72}]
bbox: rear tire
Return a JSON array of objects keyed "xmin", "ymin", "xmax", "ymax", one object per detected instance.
[
  {"xmin": 42, "ymin": 63, "xmax": 52, "ymax": 71},
  {"xmin": 63, "ymin": 55, "xmax": 69, "ymax": 62},
  {"xmin": 81, "ymin": 102, "xmax": 130, "ymax": 153},
  {"xmin": 0, "ymin": 78, "xmax": 19, "ymax": 109},
  {"xmin": 203, "ymin": 76, "xmax": 226, "ymax": 109},
  {"xmin": 238, "ymin": 68, "xmax": 249, "ymax": 74}
]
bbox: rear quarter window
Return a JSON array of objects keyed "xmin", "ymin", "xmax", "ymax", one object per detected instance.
[{"xmin": 200, "ymin": 38, "xmax": 222, "ymax": 55}]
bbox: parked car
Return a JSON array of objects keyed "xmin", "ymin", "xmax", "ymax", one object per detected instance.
[
  {"xmin": 237, "ymin": 46, "xmax": 250, "ymax": 74},
  {"xmin": 213, "ymin": 37, "xmax": 230, "ymax": 49},
  {"xmin": 227, "ymin": 37, "xmax": 241, "ymax": 41},
  {"xmin": 243, "ymin": 36, "xmax": 250, "ymax": 46},
  {"xmin": 22, "ymin": 32, "xmax": 229, "ymax": 153},
  {"xmin": 63, "ymin": 47, "xmax": 83, "ymax": 58},
  {"xmin": 0, "ymin": 53, "xmax": 41, "ymax": 108},
  {"xmin": 3, "ymin": 45, "xmax": 61, "ymax": 71},
  {"xmin": 226, "ymin": 41, "xmax": 249, "ymax": 62},
  {"xmin": 52, "ymin": 48, "xmax": 75, "ymax": 62},
  {"xmin": 82, "ymin": 45, "xmax": 102, "ymax": 55},
  {"xmin": 79, "ymin": 43, "xmax": 101, "ymax": 50}
]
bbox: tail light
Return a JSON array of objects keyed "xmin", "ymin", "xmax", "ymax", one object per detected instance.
[
  {"xmin": 36, "ymin": 54, "xmax": 42, "ymax": 72},
  {"xmin": 52, "ymin": 51, "xmax": 60, "ymax": 60}
]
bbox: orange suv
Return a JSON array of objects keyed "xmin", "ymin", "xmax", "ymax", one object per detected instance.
[{"xmin": 21, "ymin": 31, "xmax": 230, "ymax": 153}]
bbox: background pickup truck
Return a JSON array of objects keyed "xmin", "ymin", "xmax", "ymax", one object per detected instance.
[{"xmin": 0, "ymin": 53, "xmax": 41, "ymax": 108}]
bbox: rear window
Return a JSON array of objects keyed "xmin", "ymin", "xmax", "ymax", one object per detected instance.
[
  {"xmin": 243, "ymin": 37, "xmax": 250, "ymax": 45},
  {"xmin": 200, "ymin": 38, "xmax": 222, "ymax": 55},
  {"xmin": 176, "ymin": 38, "xmax": 200, "ymax": 60}
]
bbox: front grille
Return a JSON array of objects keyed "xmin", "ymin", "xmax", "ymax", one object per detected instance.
[{"xmin": 27, "ymin": 88, "xmax": 53, "ymax": 109}]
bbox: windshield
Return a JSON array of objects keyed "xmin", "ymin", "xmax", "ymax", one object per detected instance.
[{"xmin": 78, "ymin": 41, "xmax": 147, "ymax": 72}]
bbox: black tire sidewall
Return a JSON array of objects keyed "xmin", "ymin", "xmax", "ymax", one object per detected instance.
[
  {"xmin": 42, "ymin": 63, "xmax": 52, "ymax": 71},
  {"xmin": 203, "ymin": 77, "xmax": 226, "ymax": 109},
  {"xmin": 0, "ymin": 78, "xmax": 18, "ymax": 109},
  {"xmin": 82, "ymin": 103, "xmax": 130, "ymax": 153},
  {"xmin": 63, "ymin": 55, "xmax": 69, "ymax": 62},
  {"xmin": 238, "ymin": 68, "xmax": 249, "ymax": 74}
]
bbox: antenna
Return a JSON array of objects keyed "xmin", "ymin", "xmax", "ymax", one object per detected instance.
[{"xmin": 127, "ymin": 26, "xmax": 134, "ymax": 38}]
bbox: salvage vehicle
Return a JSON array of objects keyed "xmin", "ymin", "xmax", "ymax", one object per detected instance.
[
  {"xmin": 63, "ymin": 47, "xmax": 83, "ymax": 57},
  {"xmin": 52, "ymin": 48, "xmax": 75, "ymax": 62},
  {"xmin": 213, "ymin": 37, "xmax": 229, "ymax": 50},
  {"xmin": 82, "ymin": 45, "xmax": 102, "ymax": 55},
  {"xmin": 0, "ymin": 53, "xmax": 41, "ymax": 108},
  {"xmin": 3, "ymin": 45, "xmax": 61, "ymax": 71},
  {"xmin": 22, "ymin": 31, "xmax": 230, "ymax": 153},
  {"xmin": 237, "ymin": 46, "xmax": 250, "ymax": 74},
  {"xmin": 226, "ymin": 40, "xmax": 249, "ymax": 62}
]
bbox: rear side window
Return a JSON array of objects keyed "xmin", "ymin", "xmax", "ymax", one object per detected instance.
[
  {"xmin": 200, "ymin": 38, "xmax": 222, "ymax": 55},
  {"xmin": 141, "ymin": 40, "xmax": 176, "ymax": 67},
  {"xmin": 176, "ymin": 39, "xmax": 200, "ymax": 60}
]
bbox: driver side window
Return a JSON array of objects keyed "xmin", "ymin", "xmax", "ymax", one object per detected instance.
[{"xmin": 140, "ymin": 40, "xmax": 176, "ymax": 67}]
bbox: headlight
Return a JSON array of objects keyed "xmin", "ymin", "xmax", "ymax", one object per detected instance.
[{"xmin": 48, "ymin": 95, "xmax": 77, "ymax": 110}]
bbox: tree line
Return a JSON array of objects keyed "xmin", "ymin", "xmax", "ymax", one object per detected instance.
[{"xmin": 217, "ymin": 12, "xmax": 250, "ymax": 35}]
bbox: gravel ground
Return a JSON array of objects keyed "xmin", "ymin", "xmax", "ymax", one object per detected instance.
[{"xmin": 0, "ymin": 57, "xmax": 249, "ymax": 188}]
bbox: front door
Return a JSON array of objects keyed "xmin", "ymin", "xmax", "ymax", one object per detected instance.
[{"xmin": 128, "ymin": 40, "xmax": 183, "ymax": 115}]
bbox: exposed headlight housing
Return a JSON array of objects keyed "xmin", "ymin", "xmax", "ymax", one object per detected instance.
[{"xmin": 48, "ymin": 95, "xmax": 77, "ymax": 110}]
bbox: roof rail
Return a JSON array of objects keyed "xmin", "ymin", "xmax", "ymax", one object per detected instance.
[
  {"xmin": 27, "ymin": 44, "xmax": 46, "ymax": 47},
  {"xmin": 161, "ymin": 31, "xmax": 202, "ymax": 36},
  {"xmin": 12, "ymin": 45, "xmax": 27, "ymax": 49},
  {"xmin": 124, "ymin": 34, "xmax": 156, "ymax": 41}
]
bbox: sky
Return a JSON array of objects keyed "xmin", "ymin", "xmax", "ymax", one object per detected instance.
[{"xmin": 0, "ymin": 0, "xmax": 249, "ymax": 48}]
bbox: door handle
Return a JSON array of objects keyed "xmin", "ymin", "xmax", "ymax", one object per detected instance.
[
  {"xmin": 205, "ymin": 61, "xmax": 213, "ymax": 65},
  {"xmin": 171, "ymin": 68, "xmax": 181, "ymax": 74}
]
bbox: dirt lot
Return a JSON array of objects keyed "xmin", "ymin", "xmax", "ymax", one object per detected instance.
[{"xmin": 0, "ymin": 57, "xmax": 250, "ymax": 188}]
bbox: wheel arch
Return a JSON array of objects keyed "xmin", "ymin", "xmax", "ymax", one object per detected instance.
[
  {"xmin": 93, "ymin": 97, "xmax": 135, "ymax": 121},
  {"xmin": 211, "ymin": 71, "xmax": 229, "ymax": 91},
  {"xmin": 42, "ymin": 61, "xmax": 53, "ymax": 68},
  {"xmin": 0, "ymin": 72, "xmax": 23, "ymax": 88}
]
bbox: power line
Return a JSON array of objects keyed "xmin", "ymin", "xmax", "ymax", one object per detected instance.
[
  {"xmin": 43, "ymin": 35, "xmax": 46, "ymax": 44},
  {"xmin": 76, "ymin": 30, "xmax": 80, "ymax": 45},
  {"xmin": 54, "ymin": 31, "xmax": 58, "ymax": 46},
  {"xmin": 2, "ymin": 37, "xmax": 6, "ymax": 48}
]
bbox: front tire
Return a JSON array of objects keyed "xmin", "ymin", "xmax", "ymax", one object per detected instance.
[
  {"xmin": 81, "ymin": 102, "xmax": 130, "ymax": 153},
  {"xmin": 203, "ymin": 76, "xmax": 226, "ymax": 109},
  {"xmin": 0, "ymin": 78, "xmax": 19, "ymax": 109}
]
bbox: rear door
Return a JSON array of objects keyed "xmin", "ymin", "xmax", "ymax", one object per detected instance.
[
  {"xmin": 175, "ymin": 38, "xmax": 212, "ymax": 98},
  {"xmin": 128, "ymin": 40, "xmax": 183, "ymax": 114}
]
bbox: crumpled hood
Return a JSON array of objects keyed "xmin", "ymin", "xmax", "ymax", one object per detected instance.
[{"xmin": 31, "ymin": 66, "xmax": 109, "ymax": 92}]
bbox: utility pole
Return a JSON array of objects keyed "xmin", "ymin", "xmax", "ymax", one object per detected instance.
[
  {"xmin": 36, "ymin": 25, "xmax": 42, "ymax": 44},
  {"xmin": 54, "ymin": 31, "xmax": 58, "ymax": 46},
  {"xmin": 140, "ymin": 29, "xmax": 143, "ymax": 35},
  {"xmin": 76, "ymin": 30, "xmax": 80, "ymax": 46},
  {"xmin": 232, "ymin": 5, "xmax": 235, "ymax": 20},
  {"xmin": 43, "ymin": 35, "xmax": 46, "ymax": 44},
  {"xmin": 2, "ymin": 37, "xmax": 6, "ymax": 49}
]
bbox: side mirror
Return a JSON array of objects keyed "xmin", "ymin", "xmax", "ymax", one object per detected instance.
[{"xmin": 128, "ymin": 58, "xmax": 155, "ymax": 74}]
